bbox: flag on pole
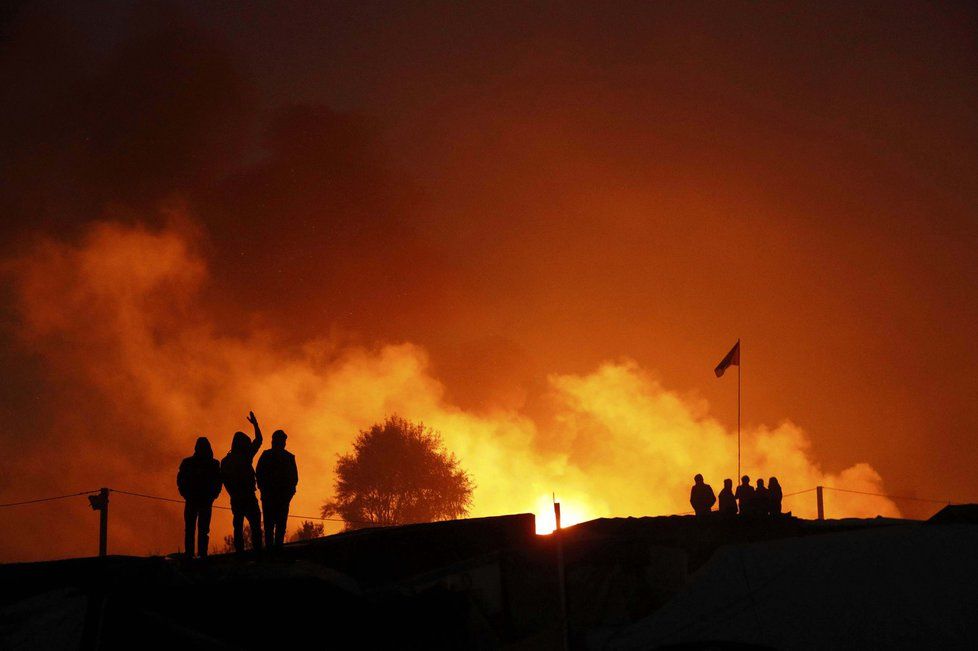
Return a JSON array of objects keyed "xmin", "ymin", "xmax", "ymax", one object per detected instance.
[{"xmin": 714, "ymin": 340, "xmax": 740, "ymax": 377}]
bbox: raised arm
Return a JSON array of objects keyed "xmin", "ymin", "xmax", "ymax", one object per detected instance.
[{"xmin": 247, "ymin": 411, "xmax": 263, "ymax": 455}]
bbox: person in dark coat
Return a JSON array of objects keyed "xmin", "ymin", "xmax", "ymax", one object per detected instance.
[
  {"xmin": 754, "ymin": 478, "xmax": 770, "ymax": 515},
  {"xmin": 221, "ymin": 411, "xmax": 264, "ymax": 553},
  {"xmin": 718, "ymin": 478, "xmax": 738, "ymax": 516},
  {"xmin": 256, "ymin": 429, "xmax": 299, "ymax": 550},
  {"xmin": 177, "ymin": 437, "xmax": 222, "ymax": 559},
  {"xmin": 689, "ymin": 473, "xmax": 716, "ymax": 517},
  {"xmin": 768, "ymin": 477, "xmax": 783, "ymax": 516},
  {"xmin": 735, "ymin": 475, "xmax": 755, "ymax": 516}
]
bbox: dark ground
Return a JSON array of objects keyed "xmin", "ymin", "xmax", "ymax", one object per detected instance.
[{"xmin": 1, "ymin": 510, "xmax": 963, "ymax": 650}]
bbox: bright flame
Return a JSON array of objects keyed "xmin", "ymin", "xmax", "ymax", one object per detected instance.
[{"xmin": 534, "ymin": 495, "xmax": 595, "ymax": 534}]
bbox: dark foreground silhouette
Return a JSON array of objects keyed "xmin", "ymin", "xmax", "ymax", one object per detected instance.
[
  {"xmin": 179, "ymin": 411, "xmax": 300, "ymax": 557},
  {"xmin": 176, "ymin": 437, "xmax": 222, "ymax": 559},
  {"xmin": 717, "ymin": 478, "xmax": 737, "ymax": 516},
  {"xmin": 5, "ymin": 509, "xmax": 971, "ymax": 649},
  {"xmin": 220, "ymin": 412, "xmax": 264, "ymax": 553},
  {"xmin": 256, "ymin": 429, "xmax": 298, "ymax": 550},
  {"xmin": 769, "ymin": 476, "xmax": 783, "ymax": 514},
  {"xmin": 689, "ymin": 474, "xmax": 716, "ymax": 517},
  {"xmin": 693, "ymin": 474, "xmax": 787, "ymax": 518},
  {"xmin": 735, "ymin": 475, "xmax": 755, "ymax": 515}
]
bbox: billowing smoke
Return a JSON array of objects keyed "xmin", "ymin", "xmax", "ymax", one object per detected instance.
[{"xmin": 0, "ymin": 218, "xmax": 898, "ymax": 560}]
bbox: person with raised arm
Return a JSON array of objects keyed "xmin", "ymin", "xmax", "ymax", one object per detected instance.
[{"xmin": 221, "ymin": 411, "xmax": 264, "ymax": 554}]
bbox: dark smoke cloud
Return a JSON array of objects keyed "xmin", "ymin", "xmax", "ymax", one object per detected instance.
[
  {"xmin": 1, "ymin": 2, "xmax": 976, "ymax": 560},
  {"xmin": 1, "ymin": 2, "xmax": 453, "ymax": 341},
  {"xmin": 1, "ymin": 4, "xmax": 250, "ymax": 239}
]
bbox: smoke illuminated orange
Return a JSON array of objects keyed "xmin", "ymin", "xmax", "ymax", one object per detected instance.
[{"xmin": 0, "ymin": 218, "xmax": 902, "ymax": 561}]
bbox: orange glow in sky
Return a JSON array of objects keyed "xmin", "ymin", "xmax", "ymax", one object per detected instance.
[{"xmin": 1, "ymin": 2, "xmax": 975, "ymax": 562}]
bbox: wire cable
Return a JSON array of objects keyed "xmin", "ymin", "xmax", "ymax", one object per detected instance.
[
  {"xmin": 782, "ymin": 487, "xmax": 816, "ymax": 498},
  {"xmin": 822, "ymin": 486, "xmax": 952, "ymax": 504},
  {"xmin": 110, "ymin": 489, "xmax": 183, "ymax": 504},
  {"xmin": 108, "ymin": 487, "xmax": 381, "ymax": 525},
  {"xmin": 0, "ymin": 490, "xmax": 101, "ymax": 508}
]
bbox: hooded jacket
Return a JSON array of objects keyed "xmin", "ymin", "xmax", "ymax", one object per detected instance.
[
  {"xmin": 221, "ymin": 431, "xmax": 262, "ymax": 496},
  {"xmin": 177, "ymin": 438, "xmax": 222, "ymax": 503}
]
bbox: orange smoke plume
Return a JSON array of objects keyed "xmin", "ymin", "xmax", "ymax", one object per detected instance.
[{"xmin": 0, "ymin": 218, "xmax": 899, "ymax": 560}]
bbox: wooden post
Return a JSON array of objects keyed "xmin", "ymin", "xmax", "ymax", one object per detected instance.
[
  {"xmin": 554, "ymin": 500, "xmax": 569, "ymax": 651},
  {"xmin": 88, "ymin": 488, "xmax": 109, "ymax": 557},
  {"xmin": 99, "ymin": 488, "xmax": 109, "ymax": 557},
  {"xmin": 816, "ymin": 486, "xmax": 824, "ymax": 521}
]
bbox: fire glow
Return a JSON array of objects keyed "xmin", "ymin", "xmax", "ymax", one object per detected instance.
[
  {"xmin": 0, "ymin": 219, "xmax": 900, "ymax": 560},
  {"xmin": 534, "ymin": 496, "xmax": 593, "ymax": 535}
]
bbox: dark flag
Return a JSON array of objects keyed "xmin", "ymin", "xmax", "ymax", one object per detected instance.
[{"xmin": 714, "ymin": 341, "xmax": 740, "ymax": 377}]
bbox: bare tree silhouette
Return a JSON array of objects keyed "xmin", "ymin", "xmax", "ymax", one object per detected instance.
[
  {"xmin": 221, "ymin": 524, "xmax": 252, "ymax": 553},
  {"xmin": 323, "ymin": 415, "xmax": 474, "ymax": 529}
]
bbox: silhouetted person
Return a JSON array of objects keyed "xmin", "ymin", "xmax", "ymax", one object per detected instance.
[
  {"xmin": 256, "ymin": 429, "xmax": 298, "ymax": 550},
  {"xmin": 754, "ymin": 478, "xmax": 769, "ymax": 516},
  {"xmin": 768, "ymin": 477, "xmax": 783, "ymax": 516},
  {"xmin": 177, "ymin": 437, "xmax": 222, "ymax": 559},
  {"xmin": 718, "ymin": 478, "xmax": 738, "ymax": 516},
  {"xmin": 689, "ymin": 474, "xmax": 716, "ymax": 517},
  {"xmin": 221, "ymin": 411, "xmax": 264, "ymax": 554},
  {"xmin": 735, "ymin": 476, "xmax": 755, "ymax": 516}
]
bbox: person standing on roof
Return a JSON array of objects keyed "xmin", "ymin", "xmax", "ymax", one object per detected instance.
[
  {"xmin": 718, "ymin": 478, "xmax": 738, "ymax": 517},
  {"xmin": 768, "ymin": 477, "xmax": 783, "ymax": 516},
  {"xmin": 754, "ymin": 478, "xmax": 770, "ymax": 516},
  {"xmin": 221, "ymin": 411, "xmax": 264, "ymax": 554},
  {"xmin": 177, "ymin": 437, "xmax": 223, "ymax": 559},
  {"xmin": 256, "ymin": 428, "xmax": 299, "ymax": 551},
  {"xmin": 689, "ymin": 474, "xmax": 716, "ymax": 517},
  {"xmin": 735, "ymin": 475, "xmax": 755, "ymax": 516}
]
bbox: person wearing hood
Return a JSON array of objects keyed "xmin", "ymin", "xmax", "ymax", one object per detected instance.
[
  {"xmin": 256, "ymin": 429, "xmax": 299, "ymax": 550},
  {"xmin": 177, "ymin": 436, "xmax": 222, "ymax": 559},
  {"xmin": 221, "ymin": 411, "xmax": 264, "ymax": 553}
]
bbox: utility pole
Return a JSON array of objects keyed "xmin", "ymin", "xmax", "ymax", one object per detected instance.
[
  {"xmin": 816, "ymin": 486, "xmax": 824, "ymax": 521},
  {"xmin": 554, "ymin": 497, "xmax": 569, "ymax": 651},
  {"xmin": 88, "ymin": 488, "xmax": 109, "ymax": 557}
]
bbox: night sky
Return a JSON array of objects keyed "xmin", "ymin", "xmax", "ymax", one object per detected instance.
[{"xmin": 2, "ymin": 1, "xmax": 977, "ymax": 560}]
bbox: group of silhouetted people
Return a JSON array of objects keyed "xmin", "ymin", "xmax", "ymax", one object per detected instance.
[
  {"xmin": 690, "ymin": 474, "xmax": 783, "ymax": 518},
  {"xmin": 177, "ymin": 411, "xmax": 298, "ymax": 559}
]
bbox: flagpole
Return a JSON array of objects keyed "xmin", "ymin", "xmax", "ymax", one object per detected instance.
[{"xmin": 737, "ymin": 339, "xmax": 741, "ymax": 481}]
